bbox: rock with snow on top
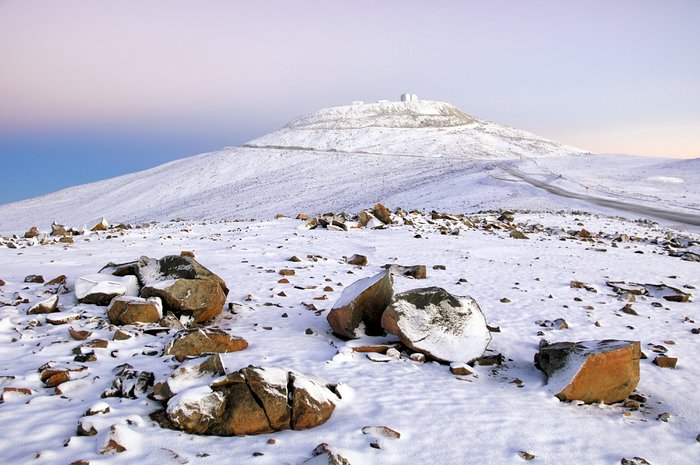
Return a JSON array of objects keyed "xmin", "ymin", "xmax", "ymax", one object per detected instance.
[
  {"xmin": 535, "ymin": 339, "xmax": 641, "ymax": 404},
  {"xmin": 27, "ymin": 295, "xmax": 59, "ymax": 314},
  {"xmin": 163, "ymin": 328, "xmax": 248, "ymax": 359},
  {"xmin": 102, "ymin": 364, "xmax": 154, "ymax": 399},
  {"xmin": 381, "ymin": 287, "xmax": 491, "ymax": 363},
  {"xmin": 75, "ymin": 274, "xmax": 139, "ymax": 306},
  {"xmin": 305, "ymin": 444, "xmax": 352, "ymax": 465},
  {"xmin": 383, "ymin": 264, "xmax": 427, "ymax": 279},
  {"xmin": 327, "ymin": 270, "xmax": 394, "ymax": 339}
]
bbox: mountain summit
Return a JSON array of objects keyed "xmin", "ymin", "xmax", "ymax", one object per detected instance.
[
  {"xmin": 0, "ymin": 97, "xmax": 600, "ymax": 231},
  {"xmin": 246, "ymin": 97, "xmax": 586, "ymax": 159}
]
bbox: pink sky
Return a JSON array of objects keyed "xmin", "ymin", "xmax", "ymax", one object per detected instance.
[{"xmin": 1, "ymin": 0, "xmax": 699, "ymax": 158}]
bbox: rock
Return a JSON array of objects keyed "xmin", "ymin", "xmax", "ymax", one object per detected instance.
[
  {"xmin": 450, "ymin": 364, "xmax": 473, "ymax": 376},
  {"xmin": 621, "ymin": 457, "xmax": 651, "ymax": 465},
  {"xmin": 90, "ymin": 218, "xmax": 109, "ymax": 231},
  {"xmin": 75, "ymin": 274, "xmax": 139, "ymax": 306},
  {"xmin": 51, "ymin": 223, "xmax": 69, "ymax": 236},
  {"xmin": 383, "ymin": 264, "xmax": 427, "ymax": 279},
  {"xmin": 620, "ymin": 304, "xmax": 639, "ymax": 316},
  {"xmin": 59, "ymin": 236, "xmax": 74, "ymax": 244},
  {"xmin": 68, "ymin": 327, "xmax": 92, "ymax": 341},
  {"xmin": 164, "ymin": 367, "xmax": 338, "ymax": 436},
  {"xmin": 305, "ymin": 444, "xmax": 351, "ymax": 465},
  {"xmin": 372, "ymin": 203, "xmax": 392, "ymax": 224},
  {"xmin": 644, "ymin": 284, "xmax": 691, "ymax": 302},
  {"xmin": 347, "ymin": 254, "xmax": 368, "ymax": 266},
  {"xmin": 102, "ymin": 364, "xmax": 154, "ymax": 399},
  {"xmin": 362, "ymin": 426, "xmax": 401, "ymax": 439},
  {"xmin": 24, "ymin": 274, "xmax": 45, "ymax": 284},
  {"xmin": 27, "ymin": 295, "xmax": 59, "ymax": 314},
  {"xmin": 24, "ymin": 226, "xmax": 41, "ymax": 239},
  {"xmin": 327, "ymin": 270, "xmax": 394, "ymax": 339},
  {"xmin": 358, "ymin": 210, "xmax": 378, "ymax": 227},
  {"xmin": 570, "ymin": 280, "xmax": 597, "ymax": 292},
  {"xmin": 519, "ymin": 451, "xmax": 536, "ymax": 461},
  {"xmin": 47, "ymin": 313, "xmax": 80, "ymax": 325},
  {"xmin": 163, "ymin": 328, "xmax": 248, "ymax": 359},
  {"xmin": 136, "ymin": 255, "xmax": 228, "ymax": 322},
  {"xmin": 657, "ymin": 412, "xmax": 671, "ymax": 422},
  {"xmin": 537, "ymin": 318, "xmax": 568, "ymax": 330},
  {"xmin": 535, "ymin": 340, "xmax": 641, "ymax": 404},
  {"xmin": 381, "ymin": 287, "xmax": 491, "ymax": 363},
  {"xmin": 45, "ymin": 275, "xmax": 67, "ymax": 287},
  {"xmin": 652, "ymin": 356, "xmax": 677, "ymax": 368},
  {"xmin": 0, "ymin": 278, "xmax": 4, "ymax": 286},
  {"xmin": 606, "ymin": 281, "xmax": 647, "ymax": 295},
  {"xmin": 107, "ymin": 296, "xmax": 163, "ymax": 325},
  {"xmin": 510, "ymin": 229, "xmax": 529, "ymax": 240},
  {"xmin": 279, "ymin": 269, "xmax": 295, "ymax": 276},
  {"xmin": 39, "ymin": 362, "xmax": 89, "ymax": 388}
]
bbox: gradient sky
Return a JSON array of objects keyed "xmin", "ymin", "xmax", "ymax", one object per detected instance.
[{"xmin": 1, "ymin": 0, "xmax": 698, "ymax": 204}]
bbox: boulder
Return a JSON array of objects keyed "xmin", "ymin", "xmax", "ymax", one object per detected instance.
[
  {"xmin": 24, "ymin": 226, "xmax": 40, "ymax": 239},
  {"xmin": 381, "ymin": 287, "xmax": 491, "ymax": 363},
  {"xmin": 347, "ymin": 254, "xmax": 368, "ymax": 266},
  {"xmin": 90, "ymin": 218, "xmax": 109, "ymax": 232},
  {"xmin": 27, "ymin": 295, "xmax": 59, "ymax": 314},
  {"xmin": 75, "ymin": 274, "xmax": 139, "ymax": 306},
  {"xmin": 372, "ymin": 203, "xmax": 392, "ymax": 224},
  {"xmin": 163, "ymin": 328, "xmax": 248, "ymax": 359},
  {"xmin": 102, "ymin": 364, "xmax": 154, "ymax": 399},
  {"xmin": 107, "ymin": 296, "xmax": 163, "ymax": 325},
  {"xmin": 535, "ymin": 340, "xmax": 641, "ymax": 404},
  {"xmin": 164, "ymin": 367, "xmax": 339, "ymax": 436},
  {"xmin": 327, "ymin": 271, "xmax": 394, "ymax": 339},
  {"xmin": 383, "ymin": 264, "xmax": 427, "ymax": 279}
]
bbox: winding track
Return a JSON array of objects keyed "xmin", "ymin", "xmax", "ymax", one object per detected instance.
[{"xmin": 498, "ymin": 164, "xmax": 700, "ymax": 227}]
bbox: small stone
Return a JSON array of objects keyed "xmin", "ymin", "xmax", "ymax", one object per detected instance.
[
  {"xmin": 69, "ymin": 327, "xmax": 92, "ymax": 341},
  {"xmin": 657, "ymin": 412, "xmax": 671, "ymax": 422},
  {"xmin": 652, "ymin": 356, "xmax": 677, "ymax": 368},
  {"xmin": 621, "ymin": 457, "xmax": 651, "ymax": 465},
  {"xmin": 409, "ymin": 353, "xmax": 425, "ymax": 363},
  {"xmin": 24, "ymin": 275, "xmax": 45, "ymax": 283},
  {"xmin": 113, "ymin": 329, "xmax": 132, "ymax": 341},
  {"xmin": 267, "ymin": 438, "xmax": 276, "ymax": 445},
  {"xmin": 500, "ymin": 298, "xmax": 511, "ymax": 303},
  {"xmin": 279, "ymin": 269, "xmax": 295, "ymax": 276},
  {"xmin": 518, "ymin": 451, "xmax": 536, "ymax": 461},
  {"xmin": 347, "ymin": 254, "xmax": 368, "ymax": 266},
  {"xmin": 27, "ymin": 295, "xmax": 59, "ymax": 315},
  {"xmin": 450, "ymin": 364, "xmax": 473, "ymax": 376},
  {"xmin": 620, "ymin": 304, "xmax": 638, "ymax": 316},
  {"xmin": 362, "ymin": 426, "xmax": 401, "ymax": 439},
  {"xmin": 289, "ymin": 256, "xmax": 302, "ymax": 262}
]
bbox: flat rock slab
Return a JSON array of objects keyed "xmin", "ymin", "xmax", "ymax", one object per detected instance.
[
  {"xmin": 164, "ymin": 328, "xmax": 249, "ymax": 359},
  {"xmin": 536, "ymin": 339, "xmax": 641, "ymax": 404},
  {"xmin": 381, "ymin": 287, "xmax": 491, "ymax": 363},
  {"xmin": 75, "ymin": 274, "xmax": 139, "ymax": 306},
  {"xmin": 327, "ymin": 270, "xmax": 393, "ymax": 339}
]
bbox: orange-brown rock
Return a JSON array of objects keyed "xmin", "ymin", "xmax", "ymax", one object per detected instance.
[
  {"xmin": 536, "ymin": 340, "xmax": 640, "ymax": 404},
  {"xmin": 163, "ymin": 328, "xmax": 248, "ymax": 359},
  {"xmin": 69, "ymin": 327, "xmax": 92, "ymax": 341},
  {"xmin": 107, "ymin": 296, "xmax": 162, "ymax": 325},
  {"xmin": 141, "ymin": 279, "xmax": 225, "ymax": 323},
  {"xmin": 327, "ymin": 270, "xmax": 393, "ymax": 339},
  {"xmin": 372, "ymin": 203, "xmax": 392, "ymax": 224}
]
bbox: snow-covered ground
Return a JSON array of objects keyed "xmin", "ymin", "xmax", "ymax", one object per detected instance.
[{"xmin": 0, "ymin": 213, "xmax": 698, "ymax": 464}]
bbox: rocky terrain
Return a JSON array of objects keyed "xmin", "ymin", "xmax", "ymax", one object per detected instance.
[{"xmin": 0, "ymin": 206, "xmax": 698, "ymax": 464}]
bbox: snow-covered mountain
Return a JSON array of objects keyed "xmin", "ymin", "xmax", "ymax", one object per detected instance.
[
  {"xmin": 245, "ymin": 100, "xmax": 587, "ymax": 159},
  {"xmin": 0, "ymin": 98, "xmax": 697, "ymax": 233}
]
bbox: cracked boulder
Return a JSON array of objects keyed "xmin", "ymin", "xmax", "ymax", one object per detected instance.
[
  {"xmin": 163, "ymin": 366, "xmax": 339, "ymax": 436},
  {"xmin": 381, "ymin": 287, "xmax": 491, "ymax": 363},
  {"xmin": 327, "ymin": 270, "xmax": 394, "ymax": 339},
  {"xmin": 163, "ymin": 328, "xmax": 248, "ymax": 360},
  {"xmin": 535, "ymin": 339, "xmax": 641, "ymax": 404}
]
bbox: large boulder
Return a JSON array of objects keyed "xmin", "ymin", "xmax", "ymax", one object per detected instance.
[
  {"xmin": 535, "ymin": 340, "xmax": 641, "ymax": 404},
  {"xmin": 381, "ymin": 287, "xmax": 491, "ymax": 363},
  {"xmin": 75, "ymin": 274, "xmax": 139, "ymax": 306},
  {"xmin": 327, "ymin": 271, "xmax": 394, "ymax": 339},
  {"xmin": 163, "ymin": 328, "xmax": 248, "ymax": 359},
  {"xmin": 107, "ymin": 296, "xmax": 163, "ymax": 325},
  {"xmin": 163, "ymin": 367, "xmax": 339, "ymax": 436},
  {"xmin": 101, "ymin": 255, "xmax": 228, "ymax": 323}
]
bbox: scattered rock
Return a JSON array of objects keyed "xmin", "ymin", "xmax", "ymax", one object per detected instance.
[
  {"xmin": 535, "ymin": 340, "xmax": 641, "ymax": 404},
  {"xmin": 39, "ymin": 362, "xmax": 89, "ymax": 388},
  {"xmin": 518, "ymin": 451, "xmax": 536, "ymax": 461},
  {"xmin": 305, "ymin": 443, "xmax": 351, "ymax": 465},
  {"xmin": 327, "ymin": 270, "xmax": 394, "ymax": 339},
  {"xmin": 107, "ymin": 296, "xmax": 163, "ymax": 325},
  {"xmin": 27, "ymin": 295, "xmax": 59, "ymax": 314},
  {"xmin": 24, "ymin": 226, "xmax": 41, "ymax": 239},
  {"xmin": 362, "ymin": 426, "xmax": 401, "ymax": 439},
  {"xmin": 652, "ymin": 356, "xmax": 677, "ymax": 368},
  {"xmin": 24, "ymin": 275, "xmax": 45, "ymax": 284},
  {"xmin": 510, "ymin": 229, "xmax": 529, "ymax": 240},
  {"xmin": 381, "ymin": 287, "xmax": 491, "ymax": 363},
  {"xmin": 450, "ymin": 364, "xmax": 473, "ymax": 376},
  {"xmin": 383, "ymin": 264, "xmax": 427, "ymax": 279},
  {"xmin": 372, "ymin": 203, "xmax": 392, "ymax": 225},
  {"xmin": 537, "ymin": 318, "xmax": 568, "ymax": 330},
  {"xmin": 347, "ymin": 254, "xmax": 368, "ymax": 266},
  {"xmin": 47, "ymin": 313, "xmax": 80, "ymax": 325},
  {"xmin": 620, "ymin": 304, "xmax": 639, "ymax": 316},
  {"xmin": 621, "ymin": 458, "xmax": 651, "ymax": 465},
  {"xmin": 163, "ymin": 328, "xmax": 249, "ymax": 359},
  {"xmin": 102, "ymin": 364, "xmax": 154, "ymax": 399},
  {"xmin": 90, "ymin": 218, "xmax": 109, "ymax": 232},
  {"xmin": 657, "ymin": 412, "xmax": 671, "ymax": 422},
  {"xmin": 570, "ymin": 280, "xmax": 596, "ymax": 292}
]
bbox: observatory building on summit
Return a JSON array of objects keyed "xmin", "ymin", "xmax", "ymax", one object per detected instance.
[{"xmin": 401, "ymin": 93, "xmax": 418, "ymax": 102}]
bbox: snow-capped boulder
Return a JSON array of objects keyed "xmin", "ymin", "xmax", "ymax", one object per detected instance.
[
  {"xmin": 90, "ymin": 217, "xmax": 109, "ymax": 231},
  {"xmin": 381, "ymin": 287, "xmax": 491, "ymax": 363},
  {"xmin": 107, "ymin": 296, "xmax": 162, "ymax": 325},
  {"xmin": 327, "ymin": 270, "xmax": 394, "ymax": 339},
  {"xmin": 372, "ymin": 203, "xmax": 392, "ymax": 225},
  {"xmin": 163, "ymin": 367, "xmax": 339, "ymax": 436},
  {"xmin": 535, "ymin": 339, "xmax": 641, "ymax": 404},
  {"xmin": 27, "ymin": 295, "xmax": 59, "ymax": 314},
  {"xmin": 74, "ymin": 274, "xmax": 139, "ymax": 306},
  {"xmin": 163, "ymin": 328, "xmax": 248, "ymax": 360},
  {"xmin": 100, "ymin": 255, "xmax": 227, "ymax": 323},
  {"xmin": 383, "ymin": 264, "xmax": 427, "ymax": 279}
]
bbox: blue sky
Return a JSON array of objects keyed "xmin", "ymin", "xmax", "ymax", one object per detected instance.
[{"xmin": 1, "ymin": 0, "xmax": 698, "ymax": 204}]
